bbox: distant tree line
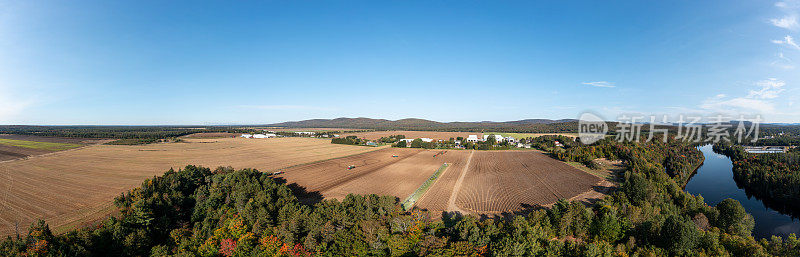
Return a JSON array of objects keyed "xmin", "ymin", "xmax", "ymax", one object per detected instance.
[
  {"xmin": 331, "ymin": 136, "xmax": 368, "ymax": 146},
  {"xmin": 0, "ymin": 126, "xmax": 247, "ymax": 145},
  {"xmin": 378, "ymin": 135, "xmax": 405, "ymax": 143}
]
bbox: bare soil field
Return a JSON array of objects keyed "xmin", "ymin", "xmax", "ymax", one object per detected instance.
[
  {"xmin": 0, "ymin": 134, "xmax": 106, "ymax": 144},
  {"xmin": 340, "ymin": 131, "xmax": 483, "ymax": 141},
  {"xmin": 321, "ymin": 150, "xmax": 470, "ymax": 200},
  {"xmin": 276, "ymin": 147, "xmax": 603, "ymax": 217},
  {"xmin": 414, "ymin": 151, "xmax": 473, "ymax": 214},
  {"xmin": 416, "ymin": 150, "xmax": 600, "ymax": 215},
  {"xmin": 0, "ymin": 145, "xmax": 50, "ymax": 161},
  {"xmin": 0, "ymin": 135, "xmax": 105, "ymax": 161},
  {"xmin": 454, "ymin": 151, "xmax": 600, "ymax": 214},
  {"xmin": 0, "ymin": 137, "xmax": 379, "ymax": 236}
]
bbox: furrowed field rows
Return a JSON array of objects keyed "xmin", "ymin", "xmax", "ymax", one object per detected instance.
[
  {"xmin": 276, "ymin": 149, "xmax": 470, "ymax": 201},
  {"xmin": 0, "ymin": 137, "xmax": 380, "ymax": 236},
  {"xmin": 415, "ymin": 150, "xmax": 600, "ymax": 215}
]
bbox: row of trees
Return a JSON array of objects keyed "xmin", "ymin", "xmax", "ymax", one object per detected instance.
[
  {"xmin": 330, "ymin": 136, "xmax": 368, "ymax": 146},
  {"xmin": 378, "ymin": 135, "xmax": 405, "ymax": 143}
]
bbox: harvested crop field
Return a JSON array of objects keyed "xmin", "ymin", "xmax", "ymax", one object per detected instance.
[
  {"xmin": 0, "ymin": 134, "xmax": 106, "ymax": 144},
  {"xmin": 275, "ymin": 148, "xmax": 469, "ymax": 201},
  {"xmin": 0, "ymin": 135, "xmax": 103, "ymax": 161},
  {"xmin": 0, "ymin": 137, "xmax": 380, "ymax": 236},
  {"xmin": 340, "ymin": 131, "xmax": 483, "ymax": 141},
  {"xmin": 274, "ymin": 147, "xmax": 602, "ymax": 216},
  {"xmin": 416, "ymin": 150, "xmax": 601, "ymax": 215},
  {"xmin": 0, "ymin": 144, "xmax": 50, "ymax": 161}
]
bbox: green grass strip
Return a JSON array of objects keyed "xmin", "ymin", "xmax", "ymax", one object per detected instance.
[
  {"xmin": 401, "ymin": 163, "xmax": 449, "ymax": 211},
  {"xmin": 0, "ymin": 138, "xmax": 83, "ymax": 151}
]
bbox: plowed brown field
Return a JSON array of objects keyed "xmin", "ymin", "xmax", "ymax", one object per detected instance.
[
  {"xmin": 415, "ymin": 150, "xmax": 601, "ymax": 215},
  {"xmin": 275, "ymin": 148, "xmax": 468, "ymax": 200},
  {"xmin": 1, "ymin": 137, "xmax": 603, "ymax": 236},
  {"xmin": 0, "ymin": 137, "xmax": 380, "ymax": 236},
  {"xmin": 452, "ymin": 151, "xmax": 600, "ymax": 214}
]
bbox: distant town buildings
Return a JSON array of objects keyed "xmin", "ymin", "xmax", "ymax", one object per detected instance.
[
  {"xmin": 744, "ymin": 146, "xmax": 789, "ymax": 154},
  {"xmin": 241, "ymin": 133, "xmax": 277, "ymax": 139}
]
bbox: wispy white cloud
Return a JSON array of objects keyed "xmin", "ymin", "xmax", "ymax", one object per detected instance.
[
  {"xmin": 701, "ymin": 97, "xmax": 776, "ymax": 114},
  {"xmin": 772, "ymin": 35, "xmax": 800, "ymax": 50},
  {"xmin": 581, "ymin": 81, "xmax": 616, "ymax": 88},
  {"xmin": 772, "ymin": 1, "xmax": 800, "ymax": 30},
  {"xmin": 238, "ymin": 105, "xmax": 333, "ymax": 111},
  {"xmin": 699, "ymin": 79, "xmax": 787, "ymax": 115},
  {"xmin": 748, "ymin": 78, "xmax": 786, "ymax": 99},
  {"xmin": 771, "ymin": 15, "xmax": 799, "ymax": 30},
  {"xmin": 771, "ymin": 52, "xmax": 796, "ymax": 69}
]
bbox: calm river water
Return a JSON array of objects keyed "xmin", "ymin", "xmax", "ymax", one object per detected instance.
[{"xmin": 684, "ymin": 145, "xmax": 800, "ymax": 238}]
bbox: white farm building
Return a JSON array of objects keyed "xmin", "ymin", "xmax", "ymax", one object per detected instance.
[{"xmin": 466, "ymin": 135, "xmax": 480, "ymax": 143}]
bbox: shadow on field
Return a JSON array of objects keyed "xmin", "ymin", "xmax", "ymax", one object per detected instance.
[
  {"xmin": 270, "ymin": 177, "xmax": 324, "ymax": 206},
  {"xmin": 436, "ymin": 204, "xmax": 550, "ymax": 224}
]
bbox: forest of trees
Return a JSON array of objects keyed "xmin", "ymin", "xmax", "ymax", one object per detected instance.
[
  {"xmin": 330, "ymin": 136, "xmax": 368, "ymax": 146},
  {"xmin": 378, "ymin": 135, "xmax": 406, "ymax": 143},
  {"xmin": 535, "ymin": 136, "xmax": 705, "ymax": 186},
  {"xmin": 2, "ymin": 139, "xmax": 799, "ymax": 256},
  {"xmin": 0, "ymin": 126, "xmax": 245, "ymax": 145},
  {"xmin": 713, "ymin": 142, "xmax": 800, "ymax": 217}
]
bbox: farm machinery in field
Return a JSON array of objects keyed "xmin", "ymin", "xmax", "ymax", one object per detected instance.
[{"xmin": 347, "ymin": 165, "xmax": 356, "ymax": 170}]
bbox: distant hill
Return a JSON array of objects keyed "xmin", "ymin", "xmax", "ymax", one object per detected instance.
[{"xmin": 267, "ymin": 117, "xmax": 579, "ymax": 133}]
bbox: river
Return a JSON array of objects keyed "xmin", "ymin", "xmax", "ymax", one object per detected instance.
[{"xmin": 684, "ymin": 145, "xmax": 800, "ymax": 238}]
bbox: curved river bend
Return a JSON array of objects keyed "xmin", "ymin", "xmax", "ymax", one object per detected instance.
[{"xmin": 684, "ymin": 145, "xmax": 800, "ymax": 238}]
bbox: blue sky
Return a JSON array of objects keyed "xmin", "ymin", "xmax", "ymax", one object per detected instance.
[{"xmin": 1, "ymin": 0, "xmax": 799, "ymax": 125}]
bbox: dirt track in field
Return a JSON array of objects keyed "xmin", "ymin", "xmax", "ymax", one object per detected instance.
[{"xmin": 0, "ymin": 137, "xmax": 379, "ymax": 236}]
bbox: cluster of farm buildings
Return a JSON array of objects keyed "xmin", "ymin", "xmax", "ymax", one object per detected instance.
[
  {"xmin": 397, "ymin": 134, "xmax": 535, "ymax": 148},
  {"xmin": 241, "ymin": 131, "xmax": 335, "ymax": 139}
]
